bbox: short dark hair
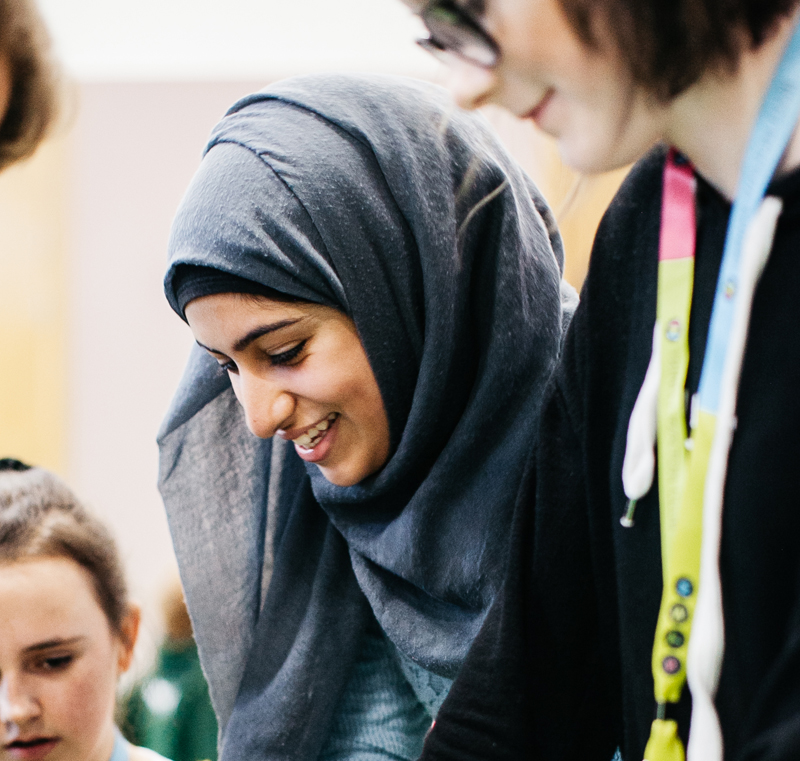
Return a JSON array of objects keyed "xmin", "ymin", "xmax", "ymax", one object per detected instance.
[
  {"xmin": 0, "ymin": 459, "xmax": 130, "ymax": 634},
  {"xmin": 558, "ymin": 0, "xmax": 800, "ymax": 99},
  {"xmin": 0, "ymin": 0, "xmax": 59, "ymax": 170}
]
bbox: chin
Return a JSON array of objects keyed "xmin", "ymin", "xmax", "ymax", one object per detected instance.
[
  {"xmin": 318, "ymin": 466, "xmax": 359, "ymax": 487},
  {"xmin": 558, "ymin": 129, "xmax": 655, "ymax": 174}
]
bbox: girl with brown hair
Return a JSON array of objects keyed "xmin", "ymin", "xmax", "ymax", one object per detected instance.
[{"xmin": 0, "ymin": 459, "xmax": 168, "ymax": 761}]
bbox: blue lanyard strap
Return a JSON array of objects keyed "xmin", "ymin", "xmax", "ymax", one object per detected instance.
[{"xmin": 698, "ymin": 18, "xmax": 800, "ymax": 414}]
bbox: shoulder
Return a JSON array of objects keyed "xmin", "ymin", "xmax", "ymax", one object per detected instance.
[
  {"xmin": 127, "ymin": 745, "xmax": 175, "ymax": 761},
  {"xmin": 596, "ymin": 145, "xmax": 667, "ymax": 245},
  {"xmin": 580, "ymin": 145, "xmax": 667, "ymax": 296},
  {"xmin": 559, "ymin": 147, "xmax": 666, "ymax": 400}
]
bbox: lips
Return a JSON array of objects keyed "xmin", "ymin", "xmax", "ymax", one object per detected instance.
[
  {"xmin": 277, "ymin": 412, "xmax": 340, "ymax": 465},
  {"xmin": 4, "ymin": 738, "xmax": 60, "ymax": 761}
]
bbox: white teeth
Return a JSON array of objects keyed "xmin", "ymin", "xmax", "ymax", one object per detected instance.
[{"xmin": 295, "ymin": 414, "xmax": 338, "ymax": 451}]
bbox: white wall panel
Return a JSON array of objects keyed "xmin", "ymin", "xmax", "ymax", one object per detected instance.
[{"xmin": 37, "ymin": 0, "xmax": 437, "ymax": 80}]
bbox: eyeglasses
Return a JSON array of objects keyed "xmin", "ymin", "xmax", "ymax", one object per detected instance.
[{"xmin": 415, "ymin": 1, "xmax": 500, "ymax": 69}]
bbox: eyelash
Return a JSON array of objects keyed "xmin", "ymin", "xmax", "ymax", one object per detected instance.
[
  {"xmin": 39, "ymin": 655, "xmax": 73, "ymax": 671},
  {"xmin": 269, "ymin": 340, "xmax": 307, "ymax": 367},
  {"xmin": 218, "ymin": 340, "xmax": 308, "ymax": 373}
]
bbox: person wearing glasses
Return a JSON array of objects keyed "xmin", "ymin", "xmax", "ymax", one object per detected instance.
[
  {"xmin": 0, "ymin": 0, "xmax": 57, "ymax": 171},
  {"xmin": 158, "ymin": 74, "xmax": 574, "ymax": 761},
  {"xmin": 406, "ymin": 1, "xmax": 800, "ymax": 761}
]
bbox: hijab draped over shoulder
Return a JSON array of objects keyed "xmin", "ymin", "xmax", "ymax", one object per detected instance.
[{"xmin": 159, "ymin": 73, "xmax": 573, "ymax": 761}]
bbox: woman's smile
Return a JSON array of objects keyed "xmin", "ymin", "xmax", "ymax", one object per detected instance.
[
  {"xmin": 185, "ymin": 293, "xmax": 391, "ymax": 487},
  {"xmin": 279, "ymin": 412, "xmax": 340, "ymax": 461}
]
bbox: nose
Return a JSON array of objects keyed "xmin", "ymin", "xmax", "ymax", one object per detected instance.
[
  {"xmin": 442, "ymin": 59, "xmax": 497, "ymax": 110},
  {"xmin": 231, "ymin": 369, "xmax": 295, "ymax": 439},
  {"xmin": 0, "ymin": 674, "xmax": 41, "ymax": 731}
]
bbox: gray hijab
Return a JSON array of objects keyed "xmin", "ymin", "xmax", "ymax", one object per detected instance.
[{"xmin": 159, "ymin": 73, "xmax": 573, "ymax": 761}]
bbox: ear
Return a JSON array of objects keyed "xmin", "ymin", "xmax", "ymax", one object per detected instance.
[{"xmin": 116, "ymin": 602, "xmax": 141, "ymax": 674}]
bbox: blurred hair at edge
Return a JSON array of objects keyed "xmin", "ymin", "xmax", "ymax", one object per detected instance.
[
  {"xmin": 414, "ymin": 0, "xmax": 800, "ymax": 178},
  {"xmin": 0, "ymin": 0, "xmax": 59, "ymax": 171},
  {"xmin": 0, "ymin": 459, "xmax": 158, "ymax": 761}
]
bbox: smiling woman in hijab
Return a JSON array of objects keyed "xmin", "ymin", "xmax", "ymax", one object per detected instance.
[{"xmin": 158, "ymin": 73, "xmax": 574, "ymax": 761}]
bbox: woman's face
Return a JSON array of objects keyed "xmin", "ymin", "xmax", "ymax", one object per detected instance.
[
  {"xmin": 185, "ymin": 293, "xmax": 391, "ymax": 487},
  {"xmin": 0, "ymin": 557, "xmax": 138, "ymax": 761},
  {"xmin": 413, "ymin": 0, "xmax": 666, "ymax": 172}
]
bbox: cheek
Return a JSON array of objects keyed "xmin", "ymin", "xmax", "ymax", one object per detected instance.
[{"xmin": 46, "ymin": 656, "xmax": 117, "ymax": 745}]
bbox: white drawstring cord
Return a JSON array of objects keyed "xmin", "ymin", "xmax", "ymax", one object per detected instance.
[
  {"xmin": 686, "ymin": 196, "xmax": 782, "ymax": 761},
  {"xmin": 621, "ymin": 325, "xmax": 662, "ymax": 524}
]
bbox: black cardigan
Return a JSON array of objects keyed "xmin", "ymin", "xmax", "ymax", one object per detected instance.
[{"xmin": 419, "ymin": 146, "xmax": 800, "ymax": 761}]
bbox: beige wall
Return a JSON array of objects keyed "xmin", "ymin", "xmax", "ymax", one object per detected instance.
[
  {"xmin": 0, "ymin": 137, "xmax": 70, "ymax": 474},
  {"xmin": 0, "ymin": 80, "xmax": 627, "ymax": 664}
]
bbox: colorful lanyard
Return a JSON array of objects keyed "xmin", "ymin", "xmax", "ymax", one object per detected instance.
[
  {"xmin": 642, "ymin": 150, "xmax": 704, "ymax": 761},
  {"xmin": 622, "ymin": 17, "xmax": 800, "ymax": 761}
]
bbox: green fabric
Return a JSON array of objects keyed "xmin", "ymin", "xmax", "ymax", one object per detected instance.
[{"xmin": 122, "ymin": 640, "xmax": 217, "ymax": 761}]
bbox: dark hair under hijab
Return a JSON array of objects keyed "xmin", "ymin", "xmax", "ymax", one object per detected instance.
[
  {"xmin": 559, "ymin": 0, "xmax": 800, "ymax": 99},
  {"xmin": 160, "ymin": 73, "xmax": 572, "ymax": 761}
]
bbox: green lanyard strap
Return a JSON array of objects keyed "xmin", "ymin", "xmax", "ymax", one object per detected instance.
[{"xmin": 642, "ymin": 151, "xmax": 702, "ymax": 761}]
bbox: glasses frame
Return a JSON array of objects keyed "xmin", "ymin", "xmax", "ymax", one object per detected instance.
[{"xmin": 415, "ymin": 1, "xmax": 500, "ymax": 70}]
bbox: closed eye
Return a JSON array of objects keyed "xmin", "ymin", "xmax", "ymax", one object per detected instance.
[
  {"xmin": 269, "ymin": 340, "xmax": 307, "ymax": 367},
  {"xmin": 33, "ymin": 654, "xmax": 74, "ymax": 673}
]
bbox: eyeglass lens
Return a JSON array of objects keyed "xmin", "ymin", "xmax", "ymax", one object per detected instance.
[{"xmin": 418, "ymin": 2, "xmax": 499, "ymax": 68}]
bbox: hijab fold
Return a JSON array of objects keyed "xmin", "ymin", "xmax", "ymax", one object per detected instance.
[{"xmin": 160, "ymin": 74, "xmax": 571, "ymax": 761}]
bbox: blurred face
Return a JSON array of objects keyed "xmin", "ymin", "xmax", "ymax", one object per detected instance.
[
  {"xmin": 185, "ymin": 293, "xmax": 391, "ymax": 487},
  {"xmin": 0, "ymin": 56, "xmax": 10, "ymax": 126},
  {"xmin": 411, "ymin": 0, "xmax": 666, "ymax": 172},
  {"xmin": 0, "ymin": 558, "xmax": 138, "ymax": 761}
]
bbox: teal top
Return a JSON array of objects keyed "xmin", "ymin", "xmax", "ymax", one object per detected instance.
[{"xmin": 122, "ymin": 640, "xmax": 217, "ymax": 761}]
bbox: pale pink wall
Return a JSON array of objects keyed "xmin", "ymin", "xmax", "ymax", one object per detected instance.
[{"xmin": 68, "ymin": 81, "xmax": 270, "ymax": 643}]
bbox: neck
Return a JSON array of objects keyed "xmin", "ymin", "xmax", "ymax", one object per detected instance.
[{"xmin": 663, "ymin": 7, "xmax": 800, "ymax": 199}]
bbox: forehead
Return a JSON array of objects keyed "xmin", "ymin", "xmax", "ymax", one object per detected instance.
[{"xmin": 0, "ymin": 557, "xmax": 108, "ymax": 653}]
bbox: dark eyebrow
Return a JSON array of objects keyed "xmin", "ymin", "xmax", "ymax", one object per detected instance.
[
  {"xmin": 25, "ymin": 636, "xmax": 86, "ymax": 653},
  {"xmin": 196, "ymin": 318, "xmax": 301, "ymax": 355}
]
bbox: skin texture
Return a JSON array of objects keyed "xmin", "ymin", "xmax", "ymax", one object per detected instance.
[
  {"xmin": 0, "ymin": 56, "xmax": 10, "ymax": 127},
  {"xmin": 409, "ymin": 0, "xmax": 800, "ymax": 192},
  {"xmin": 185, "ymin": 293, "xmax": 391, "ymax": 488},
  {"xmin": 0, "ymin": 557, "xmax": 139, "ymax": 761}
]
